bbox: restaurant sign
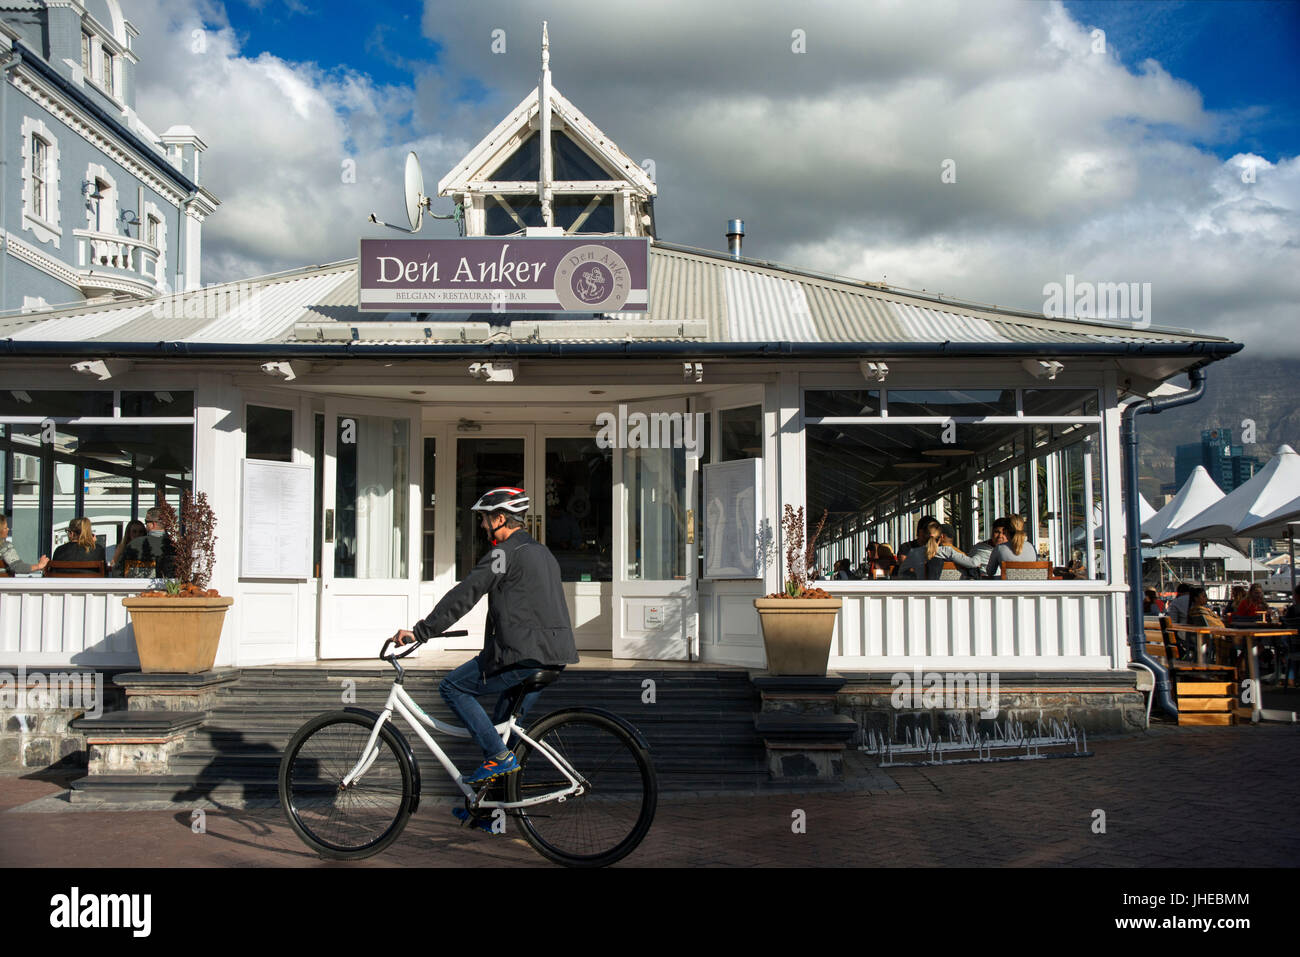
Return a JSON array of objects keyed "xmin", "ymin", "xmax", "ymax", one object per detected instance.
[{"xmin": 358, "ymin": 237, "xmax": 649, "ymax": 313}]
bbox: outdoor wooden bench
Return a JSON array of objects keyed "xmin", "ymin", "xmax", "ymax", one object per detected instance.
[{"xmin": 1156, "ymin": 617, "xmax": 1237, "ymax": 726}]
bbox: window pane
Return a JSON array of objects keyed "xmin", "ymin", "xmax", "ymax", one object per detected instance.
[
  {"xmin": 719, "ymin": 405, "xmax": 761, "ymax": 461},
  {"xmin": 246, "ymin": 405, "xmax": 293, "ymax": 462},
  {"xmin": 544, "ymin": 437, "xmax": 612, "ymax": 581},
  {"xmin": 625, "ymin": 444, "xmax": 685, "ymax": 580},
  {"xmin": 886, "ymin": 389, "xmax": 1016, "ymax": 417},
  {"xmin": 804, "ymin": 390, "xmax": 880, "ymax": 417},
  {"xmin": 455, "ymin": 438, "xmax": 524, "ymax": 579},
  {"xmin": 121, "ymin": 391, "xmax": 194, "ymax": 418},
  {"xmin": 421, "ymin": 437, "xmax": 436, "ymax": 581},
  {"xmin": 0, "ymin": 390, "xmax": 112, "ymax": 419},
  {"xmin": 334, "ymin": 415, "xmax": 408, "ymax": 580},
  {"xmin": 1021, "ymin": 389, "xmax": 1098, "ymax": 417}
]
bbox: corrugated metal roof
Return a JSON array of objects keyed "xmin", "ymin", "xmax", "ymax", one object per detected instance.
[{"xmin": 0, "ymin": 243, "xmax": 1234, "ymax": 352}]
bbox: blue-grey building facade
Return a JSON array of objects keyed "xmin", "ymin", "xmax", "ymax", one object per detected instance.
[{"xmin": 0, "ymin": 0, "xmax": 217, "ymax": 315}]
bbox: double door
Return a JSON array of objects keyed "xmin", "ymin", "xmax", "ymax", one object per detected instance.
[{"xmin": 318, "ymin": 406, "xmax": 697, "ymax": 661}]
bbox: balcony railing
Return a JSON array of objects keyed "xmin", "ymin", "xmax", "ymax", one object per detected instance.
[{"xmin": 72, "ymin": 229, "xmax": 162, "ymax": 296}]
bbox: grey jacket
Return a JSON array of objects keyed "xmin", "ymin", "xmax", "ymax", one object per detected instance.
[
  {"xmin": 0, "ymin": 538, "xmax": 37, "ymax": 574},
  {"xmin": 413, "ymin": 529, "xmax": 579, "ymax": 676}
]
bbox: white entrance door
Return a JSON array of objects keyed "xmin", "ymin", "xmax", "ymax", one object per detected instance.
[
  {"xmin": 318, "ymin": 399, "xmax": 420, "ymax": 659},
  {"xmin": 612, "ymin": 399, "xmax": 698, "ymax": 660}
]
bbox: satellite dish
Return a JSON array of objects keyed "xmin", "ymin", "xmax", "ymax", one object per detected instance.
[{"xmin": 405, "ymin": 151, "xmax": 427, "ymax": 232}]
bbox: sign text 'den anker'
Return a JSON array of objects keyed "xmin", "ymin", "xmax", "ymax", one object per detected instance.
[{"xmin": 357, "ymin": 237, "xmax": 649, "ymax": 313}]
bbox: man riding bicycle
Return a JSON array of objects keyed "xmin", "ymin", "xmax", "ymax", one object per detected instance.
[{"xmin": 392, "ymin": 487, "xmax": 579, "ymax": 817}]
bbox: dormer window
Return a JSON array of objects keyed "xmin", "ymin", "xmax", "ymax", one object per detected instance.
[
  {"xmin": 101, "ymin": 48, "xmax": 114, "ymax": 96},
  {"xmin": 483, "ymin": 132, "xmax": 617, "ymax": 236},
  {"xmin": 81, "ymin": 32, "xmax": 91, "ymax": 74}
]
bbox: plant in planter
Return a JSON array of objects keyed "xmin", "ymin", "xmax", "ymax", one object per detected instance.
[
  {"xmin": 122, "ymin": 492, "xmax": 233, "ymax": 674},
  {"xmin": 753, "ymin": 505, "xmax": 842, "ymax": 675}
]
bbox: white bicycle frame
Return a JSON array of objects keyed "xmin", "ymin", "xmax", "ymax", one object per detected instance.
[{"xmin": 341, "ymin": 679, "xmax": 585, "ymax": 808}]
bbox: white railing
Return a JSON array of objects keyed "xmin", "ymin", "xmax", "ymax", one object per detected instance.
[
  {"xmin": 73, "ymin": 229, "xmax": 160, "ymax": 290},
  {"xmin": 0, "ymin": 580, "xmax": 142, "ymax": 666}
]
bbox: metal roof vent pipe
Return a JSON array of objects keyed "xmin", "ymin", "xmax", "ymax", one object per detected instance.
[{"xmin": 726, "ymin": 219, "xmax": 745, "ymax": 259}]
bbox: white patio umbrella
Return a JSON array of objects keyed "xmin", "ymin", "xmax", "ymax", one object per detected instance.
[
  {"xmin": 1174, "ymin": 445, "xmax": 1300, "ymax": 588},
  {"xmin": 1142, "ymin": 466, "xmax": 1226, "ymax": 583},
  {"xmin": 1235, "ymin": 485, "xmax": 1300, "ymax": 594}
]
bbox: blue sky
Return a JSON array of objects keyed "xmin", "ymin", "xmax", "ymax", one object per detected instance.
[
  {"xmin": 128, "ymin": 0, "xmax": 1299, "ymax": 351},
  {"xmin": 1064, "ymin": 0, "xmax": 1299, "ymax": 158}
]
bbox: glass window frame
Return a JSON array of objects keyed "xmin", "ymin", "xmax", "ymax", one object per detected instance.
[{"xmin": 802, "ymin": 385, "xmax": 1106, "ymax": 583}]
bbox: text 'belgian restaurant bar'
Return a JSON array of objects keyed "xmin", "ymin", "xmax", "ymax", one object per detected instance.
[{"xmin": 0, "ymin": 49, "xmax": 1242, "ymax": 753}]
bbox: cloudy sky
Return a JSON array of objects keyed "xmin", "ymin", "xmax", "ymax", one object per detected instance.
[{"xmin": 120, "ymin": 0, "xmax": 1298, "ymax": 351}]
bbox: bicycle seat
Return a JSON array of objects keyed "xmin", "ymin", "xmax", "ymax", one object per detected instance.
[{"xmin": 503, "ymin": 668, "xmax": 564, "ymax": 717}]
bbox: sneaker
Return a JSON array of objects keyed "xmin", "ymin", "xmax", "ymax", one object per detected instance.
[
  {"xmin": 452, "ymin": 806, "xmax": 497, "ymax": 834},
  {"xmin": 462, "ymin": 751, "xmax": 518, "ymax": 785}
]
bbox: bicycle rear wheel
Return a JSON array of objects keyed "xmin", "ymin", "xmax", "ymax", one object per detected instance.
[
  {"xmin": 279, "ymin": 711, "xmax": 414, "ymax": 860},
  {"xmin": 507, "ymin": 710, "xmax": 656, "ymax": 867}
]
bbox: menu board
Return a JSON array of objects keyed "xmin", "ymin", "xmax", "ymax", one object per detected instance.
[
  {"xmin": 703, "ymin": 458, "xmax": 763, "ymax": 579},
  {"xmin": 241, "ymin": 459, "xmax": 313, "ymax": 578}
]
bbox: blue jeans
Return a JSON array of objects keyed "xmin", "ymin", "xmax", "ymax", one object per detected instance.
[{"xmin": 438, "ymin": 657, "xmax": 545, "ymax": 759}]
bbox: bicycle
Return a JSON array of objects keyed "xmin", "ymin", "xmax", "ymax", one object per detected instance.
[{"xmin": 278, "ymin": 630, "xmax": 657, "ymax": 867}]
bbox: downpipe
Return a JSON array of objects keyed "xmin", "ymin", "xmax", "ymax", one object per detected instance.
[{"xmin": 1122, "ymin": 365, "xmax": 1207, "ymax": 718}]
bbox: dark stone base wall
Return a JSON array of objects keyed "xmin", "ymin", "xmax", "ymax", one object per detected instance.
[
  {"xmin": 838, "ymin": 677, "xmax": 1147, "ymax": 744},
  {"xmin": 0, "ymin": 669, "xmax": 129, "ymax": 773}
]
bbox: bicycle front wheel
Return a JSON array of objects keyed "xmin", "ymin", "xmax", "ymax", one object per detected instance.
[
  {"xmin": 279, "ymin": 711, "xmax": 414, "ymax": 860},
  {"xmin": 507, "ymin": 710, "xmax": 657, "ymax": 867}
]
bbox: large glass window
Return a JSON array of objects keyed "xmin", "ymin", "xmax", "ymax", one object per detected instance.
[
  {"xmin": 0, "ymin": 390, "xmax": 195, "ymax": 573},
  {"xmin": 421, "ymin": 437, "xmax": 436, "ymax": 581},
  {"xmin": 804, "ymin": 388, "xmax": 1102, "ymax": 581}
]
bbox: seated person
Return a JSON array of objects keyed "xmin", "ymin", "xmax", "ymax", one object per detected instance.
[
  {"xmin": 1233, "ymin": 583, "xmax": 1272, "ymax": 623},
  {"xmin": 896, "ymin": 520, "xmax": 979, "ymax": 579},
  {"xmin": 1185, "ymin": 587, "xmax": 1222, "ymax": 662},
  {"xmin": 51, "ymin": 517, "xmax": 107, "ymax": 569},
  {"xmin": 895, "ymin": 515, "xmax": 938, "ymax": 566},
  {"xmin": 1143, "ymin": 589, "xmax": 1165, "ymax": 616},
  {"xmin": 1165, "ymin": 582, "xmax": 1192, "ymax": 624},
  {"xmin": 873, "ymin": 543, "xmax": 897, "ymax": 578},
  {"xmin": 967, "ymin": 519, "xmax": 1010, "ymax": 576},
  {"xmin": 0, "ymin": 514, "xmax": 48, "ymax": 574},
  {"xmin": 120, "ymin": 507, "xmax": 176, "ymax": 577},
  {"xmin": 1220, "ymin": 585, "xmax": 1247, "ymax": 620},
  {"xmin": 110, "ymin": 520, "xmax": 148, "ymax": 576},
  {"xmin": 985, "ymin": 515, "xmax": 1039, "ymax": 578},
  {"xmin": 832, "ymin": 558, "xmax": 857, "ymax": 581}
]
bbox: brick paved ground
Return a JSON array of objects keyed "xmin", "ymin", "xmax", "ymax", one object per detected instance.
[{"xmin": 2, "ymin": 722, "xmax": 1298, "ymax": 868}]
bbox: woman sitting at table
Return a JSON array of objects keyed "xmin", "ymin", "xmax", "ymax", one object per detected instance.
[
  {"xmin": 109, "ymin": 519, "xmax": 148, "ymax": 576},
  {"xmin": 985, "ymin": 514, "xmax": 1038, "ymax": 579},
  {"xmin": 873, "ymin": 543, "xmax": 898, "ymax": 579},
  {"xmin": 1220, "ymin": 585, "xmax": 1247, "ymax": 620},
  {"xmin": 896, "ymin": 520, "xmax": 979, "ymax": 580},
  {"xmin": 0, "ymin": 514, "xmax": 49, "ymax": 575},
  {"xmin": 1233, "ymin": 583, "xmax": 1273, "ymax": 623},
  {"xmin": 51, "ymin": 517, "xmax": 107, "ymax": 569}
]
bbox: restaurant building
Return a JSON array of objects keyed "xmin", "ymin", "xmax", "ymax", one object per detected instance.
[{"xmin": 0, "ymin": 44, "xmax": 1242, "ymax": 687}]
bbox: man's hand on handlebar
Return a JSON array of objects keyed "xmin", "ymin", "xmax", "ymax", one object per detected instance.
[{"xmin": 391, "ymin": 629, "xmax": 417, "ymax": 647}]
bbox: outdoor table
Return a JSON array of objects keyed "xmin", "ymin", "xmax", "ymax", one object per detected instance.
[{"xmin": 1170, "ymin": 623, "xmax": 1298, "ymax": 724}]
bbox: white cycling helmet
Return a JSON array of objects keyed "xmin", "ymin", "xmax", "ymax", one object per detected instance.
[{"xmin": 470, "ymin": 487, "xmax": 530, "ymax": 515}]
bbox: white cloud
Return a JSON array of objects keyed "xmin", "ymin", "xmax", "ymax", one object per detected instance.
[{"xmin": 120, "ymin": 0, "xmax": 1298, "ymax": 351}]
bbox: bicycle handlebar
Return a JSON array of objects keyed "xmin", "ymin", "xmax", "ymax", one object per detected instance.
[{"xmin": 380, "ymin": 630, "xmax": 469, "ymax": 663}]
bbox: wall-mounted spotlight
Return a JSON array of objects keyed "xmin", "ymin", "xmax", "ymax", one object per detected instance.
[
  {"xmin": 1022, "ymin": 359, "xmax": 1064, "ymax": 380},
  {"xmin": 468, "ymin": 361, "xmax": 517, "ymax": 382},
  {"xmin": 860, "ymin": 360, "xmax": 889, "ymax": 382}
]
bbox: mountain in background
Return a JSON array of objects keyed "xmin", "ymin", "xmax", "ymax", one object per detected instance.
[{"xmin": 1136, "ymin": 357, "xmax": 1300, "ymax": 504}]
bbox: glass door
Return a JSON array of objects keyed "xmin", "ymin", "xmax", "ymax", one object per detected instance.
[
  {"xmin": 536, "ymin": 429, "xmax": 614, "ymax": 651},
  {"xmin": 319, "ymin": 399, "xmax": 419, "ymax": 659},
  {"xmin": 612, "ymin": 399, "xmax": 697, "ymax": 660},
  {"xmin": 447, "ymin": 428, "xmax": 535, "ymax": 648}
]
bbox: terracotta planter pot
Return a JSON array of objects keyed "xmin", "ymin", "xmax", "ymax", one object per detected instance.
[
  {"xmin": 753, "ymin": 598, "xmax": 842, "ymax": 676},
  {"xmin": 123, "ymin": 596, "xmax": 234, "ymax": 674}
]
